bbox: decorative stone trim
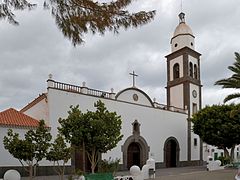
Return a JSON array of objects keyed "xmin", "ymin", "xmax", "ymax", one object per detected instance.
[
  {"xmin": 121, "ymin": 134, "xmax": 150, "ymax": 170},
  {"xmin": 115, "ymin": 87, "xmax": 154, "ymax": 107},
  {"xmin": 165, "ymin": 46, "xmax": 201, "ymax": 60}
]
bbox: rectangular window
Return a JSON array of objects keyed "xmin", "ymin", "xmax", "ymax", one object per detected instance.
[
  {"xmin": 221, "ymin": 152, "xmax": 224, "ymax": 157},
  {"xmin": 192, "ymin": 103, "xmax": 197, "ymax": 115},
  {"xmin": 237, "ymin": 152, "xmax": 239, "ymax": 158},
  {"xmin": 194, "ymin": 138, "xmax": 197, "ymax": 146}
]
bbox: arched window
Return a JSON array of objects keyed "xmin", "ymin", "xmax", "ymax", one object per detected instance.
[
  {"xmin": 194, "ymin": 64, "xmax": 198, "ymax": 79},
  {"xmin": 173, "ymin": 63, "xmax": 180, "ymax": 79},
  {"xmin": 189, "ymin": 62, "xmax": 193, "ymax": 77}
]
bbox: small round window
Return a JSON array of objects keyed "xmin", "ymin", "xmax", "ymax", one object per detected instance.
[
  {"xmin": 191, "ymin": 42, "xmax": 193, "ymax": 46},
  {"xmin": 175, "ymin": 43, "xmax": 178, "ymax": 47},
  {"xmin": 133, "ymin": 94, "xmax": 138, "ymax": 101}
]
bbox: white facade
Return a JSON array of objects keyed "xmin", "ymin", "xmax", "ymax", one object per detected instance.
[
  {"xmin": 45, "ymin": 86, "xmax": 188, "ymax": 166},
  {"xmin": 203, "ymin": 144, "xmax": 240, "ymax": 162},
  {"xmin": 169, "ymin": 84, "xmax": 184, "ymax": 108},
  {"xmin": 22, "ymin": 95, "xmax": 49, "ymax": 126},
  {"xmin": 0, "ymin": 127, "xmax": 28, "ymax": 167},
  {"xmin": 171, "ymin": 34, "xmax": 195, "ymax": 52},
  {"xmin": 0, "ymin": 126, "xmax": 52, "ymax": 167}
]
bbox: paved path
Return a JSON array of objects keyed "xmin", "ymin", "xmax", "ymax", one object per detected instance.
[
  {"xmin": 20, "ymin": 166, "xmax": 237, "ymax": 180},
  {"xmin": 152, "ymin": 167, "xmax": 236, "ymax": 180}
]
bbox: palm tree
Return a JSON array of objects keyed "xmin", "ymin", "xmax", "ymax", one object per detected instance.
[{"xmin": 215, "ymin": 52, "xmax": 240, "ymax": 103}]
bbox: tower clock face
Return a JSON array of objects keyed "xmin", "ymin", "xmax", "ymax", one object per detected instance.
[{"xmin": 192, "ymin": 90, "xmax": 197, "ymax": 98}]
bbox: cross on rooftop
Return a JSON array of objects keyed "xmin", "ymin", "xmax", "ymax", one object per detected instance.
[{"xmin": 129, "ymin": 71, "xmax": 138, "ymax": 87}]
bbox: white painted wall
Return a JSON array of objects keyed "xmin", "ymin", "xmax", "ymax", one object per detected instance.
[
  {"xmin": 170, "ymin": 84, "xmax": 184, "ymax": 109},
  {"xmin": 171, "ymin": 35, "xmax": 195, "ymax": 52},
  {"xmin": 191, "ymin": 132, "xmax": 200, "ymax": 160},
  {"xmin": 169, "ymin": 56, "xmax": 183, "ymax": 81},
  {"xmin": 203, "ymin": 144, "xmax": 240, "ymax": 162},
  {"xmin": 0, "ymin": 127, "xmax": 27, "ymax": 166},
  {"xmin": 23, "ymin": 98, "xmax": 49, "ymax": 126},
  {"xmin": 0, "ymin": 127, "xmax": 52, "ymax": 166},
  {"xmin": 47, "ymin": 88, "xmax": 188, "ymax": 165},
  {"xmin": 189, "ymin": 83, "xmax": 200, "ymax": 160}
]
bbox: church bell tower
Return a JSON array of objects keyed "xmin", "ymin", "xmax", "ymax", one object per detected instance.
[{"xmin": 165, "ymin": 12, "xmax": 203, "ymax": 164}]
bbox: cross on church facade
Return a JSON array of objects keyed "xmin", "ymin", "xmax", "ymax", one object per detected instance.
[{"xmin": 129, "ymin": 71, "xmax": 138, "ymax": 87}]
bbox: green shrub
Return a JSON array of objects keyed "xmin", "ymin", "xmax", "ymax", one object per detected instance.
[
  {"xmin": 85, "ymin": 173, "xmax": 113, "ymax": 180},
  {"xmin": 218, "ymin": 156, "xmax": 231, "ymax": 165},
  {"xmin": 98, "ymin": 158, "xmax": 120, "ymax": 175},
  {"xmin": 68, "ymin": 169, "xmax": 84, "ymax": 180}
]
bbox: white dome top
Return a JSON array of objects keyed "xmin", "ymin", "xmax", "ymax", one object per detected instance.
[
  {"xmin": 170, "ymin": 13, "xmax": 195, "ymax": 52},
  {"xmin": 173, "ymin": 22, "xmax": 193, "ymax": 37}
]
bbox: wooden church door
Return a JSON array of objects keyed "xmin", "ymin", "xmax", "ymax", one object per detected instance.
[
  {"xmin": 127, "ymin": 142, "xmax": 140, "ymax": 169},
  {"xmin": 74, "ymin": 148, "xmax": 91, "ymax": 172},
  {"xmin": 166, "ymin": 140, "xmax": 177, "ymax": 168}
]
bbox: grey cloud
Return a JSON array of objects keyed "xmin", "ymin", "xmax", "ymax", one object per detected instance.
[{"xmin": 1, "ymin": 0, "xmax": 240, "ymax": 110}]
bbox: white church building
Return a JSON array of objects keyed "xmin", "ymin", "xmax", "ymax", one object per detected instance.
[{"xmin": 1, "ymin": 12, "xmax": 220, "ymax": 176}]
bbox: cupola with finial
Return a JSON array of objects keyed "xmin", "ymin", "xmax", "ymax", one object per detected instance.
[{"xmin": 171, "ymin": 12, "xmax": 195, "ymax": 52}]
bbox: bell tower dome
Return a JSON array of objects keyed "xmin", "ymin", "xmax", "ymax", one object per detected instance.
[{"xmin": 171, "ymin": 12, "xmax": 195, "ymax": 52}]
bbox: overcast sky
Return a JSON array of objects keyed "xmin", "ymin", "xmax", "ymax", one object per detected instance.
[{"xmin": 1, "ymin": 0, "xmax": 240, "ymax": 111}]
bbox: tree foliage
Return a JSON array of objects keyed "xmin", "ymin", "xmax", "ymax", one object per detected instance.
[
  {"xmin": 1, "ymin": 0, "xmax": 156, "ymax": 45},
  {"xmin": 47, "ymin": 134, "xmax": 72, "ymax": 180},
  {"xmin": 215, "ymin": 52, "xmax": 240, "ymax": 103},
  {"xmin": 0, "ymin": 0, "xmax": 36, "ymax": 25},
  {"xmin": 3, "ymin": 120, "xmax": 52, "ymax": 179},
  {"xmin": 58, "ymin": 100, "xmax": 123, "ymax": 173},
  {"xmin": 191, "ymin": 104, "xmax": 240, "ymax": 160}
]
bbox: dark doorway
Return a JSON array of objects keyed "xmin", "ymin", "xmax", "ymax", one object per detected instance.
[
  {"xmin": 165, "ymin": 140, "xmax": 177, "ymax": 167},
  {"xmin": 127, "ymin": 142, "xmax": 140, "ymax": 169}
]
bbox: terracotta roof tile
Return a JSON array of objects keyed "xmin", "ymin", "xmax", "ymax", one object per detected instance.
[{"xmin": 0, "ymin": 108, "xmax": 39, "ymax": 127}]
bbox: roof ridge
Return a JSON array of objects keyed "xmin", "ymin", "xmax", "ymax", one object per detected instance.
[{"xmin": 20, "ymin": 93, "xmax": 47, "ymax": 113}]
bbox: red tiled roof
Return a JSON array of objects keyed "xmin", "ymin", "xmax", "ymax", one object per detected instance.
[{"xmin": 0, "ymin": 108, "xmax": 39, "ymax": 127}]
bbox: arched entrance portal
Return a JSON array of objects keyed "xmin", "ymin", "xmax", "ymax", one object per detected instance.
[
  {"xmin": 122, "ymin": 120, "xmax": 150, "ymax": 170},
  {"xmin": 122, "ymin": 135, "xmax": 149, "ymax": 170},
  {"xmin": 164, "ymin": 137, "xmax": 180, "ymax": 168},
  {"xmin": 127, "ymin": 142, "xmax": 141, "ymax": 169}
]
